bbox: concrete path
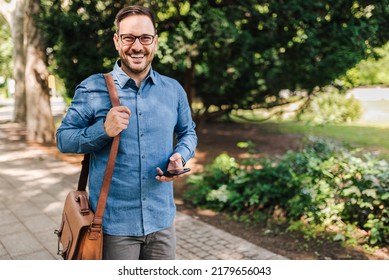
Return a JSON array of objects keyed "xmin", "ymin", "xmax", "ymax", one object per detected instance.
[{"xmin": 0, "ymin": 122, "xmax": 286, "ymax": 260}]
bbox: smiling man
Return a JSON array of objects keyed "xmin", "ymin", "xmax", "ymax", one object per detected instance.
[
  {"xmin": 56, "ymin": 5, "xmax": 198, "ymax": 260},
  {"xmin": 113, "ymin": 8, "xmax": 157, "ymax": 86}
]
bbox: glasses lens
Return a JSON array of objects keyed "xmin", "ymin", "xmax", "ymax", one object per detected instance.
[
  {"xmin": 121, "ymin": 35, "xmax": 135, "ymax": 45},
  {"xmin": 120, "ymin": 34, "xmax": 154, "ymax": 45},
  {"xmin": 140, "ymin": 35, "xmax": 153, "ymax": 45}
]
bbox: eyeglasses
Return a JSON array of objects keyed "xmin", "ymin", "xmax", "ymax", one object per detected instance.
[{"xmin": 119, "ymin": 34, "xmax": 155, "ymax": 46}]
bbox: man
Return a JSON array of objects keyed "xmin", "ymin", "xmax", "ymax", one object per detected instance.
[{"xmin": 56, "ymin": 5, "xmax": 197, "ymax": 260}]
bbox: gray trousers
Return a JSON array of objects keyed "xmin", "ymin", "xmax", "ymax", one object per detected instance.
[{"xmin": 102, "ymin": 225, "xmax": 176, "ymax": 260}]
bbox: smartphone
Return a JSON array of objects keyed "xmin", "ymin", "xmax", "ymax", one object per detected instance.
[{"xmin": 158, "ymin": 168, "xmax": 191, "ymax": 177}]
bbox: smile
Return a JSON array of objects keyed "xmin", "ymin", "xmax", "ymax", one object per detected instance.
[{"xmin": 130, "ymin": 54, "xmax": 145, "ymax": 59}]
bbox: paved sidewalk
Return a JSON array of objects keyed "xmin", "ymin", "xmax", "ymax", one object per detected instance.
[{"xmin": 0, "ymin": 122, "xmax": 286, "ymax": 260}]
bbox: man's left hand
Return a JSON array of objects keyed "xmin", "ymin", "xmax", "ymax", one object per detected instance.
[{"xmin": 155, "ymin": 153, "xmax": 184, "ymax": 182}]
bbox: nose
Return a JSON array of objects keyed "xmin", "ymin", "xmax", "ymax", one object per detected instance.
[{"xmin": 131, "ymin": 38, "xmax": 143, "ymax": 50}]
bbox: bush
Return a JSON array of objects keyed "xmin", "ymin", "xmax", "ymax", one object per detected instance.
[
  {"xmin": 184, "ymin": 137, "xmax": 389, "ymax": 245},
  {"xmin": 297, "ymin": 89, "xmax": 362, "ymax": 125}
]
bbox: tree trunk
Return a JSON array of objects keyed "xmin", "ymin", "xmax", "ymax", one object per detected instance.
[
  {"xmin": 0, "ymin": 0, "xmax": 27, "ymax": 122},
  {"xmin": 24, "ymin": 0, "xmax": 55, "ymax": 143},
  {"xmin": 12, "ymin": 0, "xmax": 26, "ymax": 122}
]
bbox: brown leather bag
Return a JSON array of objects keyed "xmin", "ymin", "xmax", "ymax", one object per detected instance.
[{"xmin": 54, "ymin": 73, "xmax": 120, "ymax": 260}]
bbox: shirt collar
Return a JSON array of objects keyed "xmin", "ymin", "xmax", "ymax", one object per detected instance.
[{"xmin": 112, "ymin": 60, "xmax": 157, "ymax": 88}]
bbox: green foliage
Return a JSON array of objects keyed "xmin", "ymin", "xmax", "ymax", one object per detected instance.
[
  {"xmin": 0, "ymin": 17, "xmax": 13, "ymax": 98},
  {"xmin": 38, "ymin": 0, "xmax": 389, "ymax": 121},
  {"xmin": 184, "ymin": 137, "xmax": 389, "ymax": 246},
  {"xmin": 0, "ymin": 16, "xmax": 12, "ymax": 78},
  {"xmin": 297, "ymin": 89, "xmax": 363, "ymax": 125},
  {"xmin": 340, "ymin": 42, "xmax": 389, "ymax": 87},
  {"xmin": 40, "ymin": 0, "xmax": 127, "ymax": 97},
  {"xmin": 185, "ymin": 153, "xmax": 239, "ymax": 211}
]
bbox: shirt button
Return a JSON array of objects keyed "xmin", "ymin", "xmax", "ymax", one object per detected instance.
[{"xmin": 142, "ymin": 155, "xmax": 145, "ymax": 159}]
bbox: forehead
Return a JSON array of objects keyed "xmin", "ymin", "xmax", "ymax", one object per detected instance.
[{"xmin": 118, "ymin": 15, "xmax": 155, "ymax": 34}]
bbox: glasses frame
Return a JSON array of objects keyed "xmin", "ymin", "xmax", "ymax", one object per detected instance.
[{"xmin": 119, "ymin": 34, "xmax": 156, "ymax": 46}]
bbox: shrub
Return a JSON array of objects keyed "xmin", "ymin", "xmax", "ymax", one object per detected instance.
[
  {"xmin": 297, "ymin": 89, "xmax": 363, "ymax": 125},
  {"xmin": 184, "ymin": 137, "xmax": 389, "ymax": 245}
]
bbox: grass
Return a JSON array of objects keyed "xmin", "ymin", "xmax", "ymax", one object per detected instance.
[
  {"xmin": 264, "ymin": 122, "xmax": 389, "ymax": 149},
  {"xmin": 229, "ymin": 111, "xmax": 389, "ymax": 160}
]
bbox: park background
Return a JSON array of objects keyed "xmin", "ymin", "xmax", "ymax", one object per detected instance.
[{"xmin": 0, "ymin": 0, "xmax": 388, "ymax": 260}]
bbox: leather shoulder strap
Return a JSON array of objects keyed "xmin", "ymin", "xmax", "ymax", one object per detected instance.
[
  {"xmin": 76, "ymin": 73, "xmax": 121, "ymax": 228},
  {"xmin": 77, "ymin": 73, "xmax": 120, "ymax": 192},
  {"xmin": 92, "ymin": 73, "xmax": 121, "ymax": 226},
  {"xmin": 77, "ymin": 154, "xmax": 90, "ymax": 192},
  {"xmin": 104, "ymin": 73, "xmax": 120, "ymax": 107}
]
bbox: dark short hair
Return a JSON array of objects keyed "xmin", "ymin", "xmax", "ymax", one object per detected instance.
[{"xmin": 115, "ymin": 5, "xmax": 156, "ymax": 34}]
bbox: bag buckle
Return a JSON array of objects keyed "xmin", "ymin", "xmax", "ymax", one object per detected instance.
[
  {"xmin": 88, "ymin": 223, "xmax": 102, "ymax": 240},
  {"xmin": 75, "ymin": 194, "xmax": 90, "ymax": 216},
  {"xmin": 89, "ymin": 223, "xmax": 102, "ymax": 231},
  {"xmin": 54, "ymin": 229, "xmax": 65, "ymax": 258}
]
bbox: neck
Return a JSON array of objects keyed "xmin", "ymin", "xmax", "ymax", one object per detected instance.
[
  {"xmin": 119, "ymin": 61, "xmax": 150, "ymax": 88},
  {"xmin": 131, "ymin": 76, "xmax": 142, "ymax": 88}
]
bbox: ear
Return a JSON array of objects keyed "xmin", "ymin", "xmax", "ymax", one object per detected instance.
[{"xmin": 113, "ymin": 33, "xmax": 120, "ymax": 51}]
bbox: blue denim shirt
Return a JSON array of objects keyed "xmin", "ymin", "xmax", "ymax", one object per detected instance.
[{"xmin": 56, "ymin": 61, "xmax": 197, "ymax": 236}]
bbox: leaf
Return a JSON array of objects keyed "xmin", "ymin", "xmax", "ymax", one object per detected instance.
[
  {"xmin": 333, "ymin": 233, "xmax": 346, "ymax": 242},
  {"xmin": 342, "ymin": 186, "xmax": 361, "ymax": 197},
  {"xmin": 362, "ymin": 188, "xmax": 377, "ymax": 199}
]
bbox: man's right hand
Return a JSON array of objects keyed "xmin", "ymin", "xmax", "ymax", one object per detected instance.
[{"xmin": 104, "ymin": 106, "xmax": 131, "ymax": 137}]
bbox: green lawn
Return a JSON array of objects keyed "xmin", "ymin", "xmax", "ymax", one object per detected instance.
[
  {"xmin": 230, "ymin": 106, "xmax": 389, "ymax": 156},
  {"xmin": 260, "ymin": 121, "xmax": 389, "ymax": 159}
]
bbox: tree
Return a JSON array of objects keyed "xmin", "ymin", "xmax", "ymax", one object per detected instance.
[
  {"xmin": 157, "ymin": 0, "xmax": 389, "ymax": 124},
  {"xmin": 41, "ymin": 0, "xmax": 128, "ymax": 97},
  {"xmin": 0, "ymin": 0, "xmax": 55, "ymax": 143},
  {"xmin": 41, "ymin": 0, "xmax": 389, "ymax": 125}
]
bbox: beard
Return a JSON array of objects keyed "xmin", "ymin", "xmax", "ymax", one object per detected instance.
[{"xmin": 120, "ymin": 50, "xmax": 154, "ymax": 76}]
